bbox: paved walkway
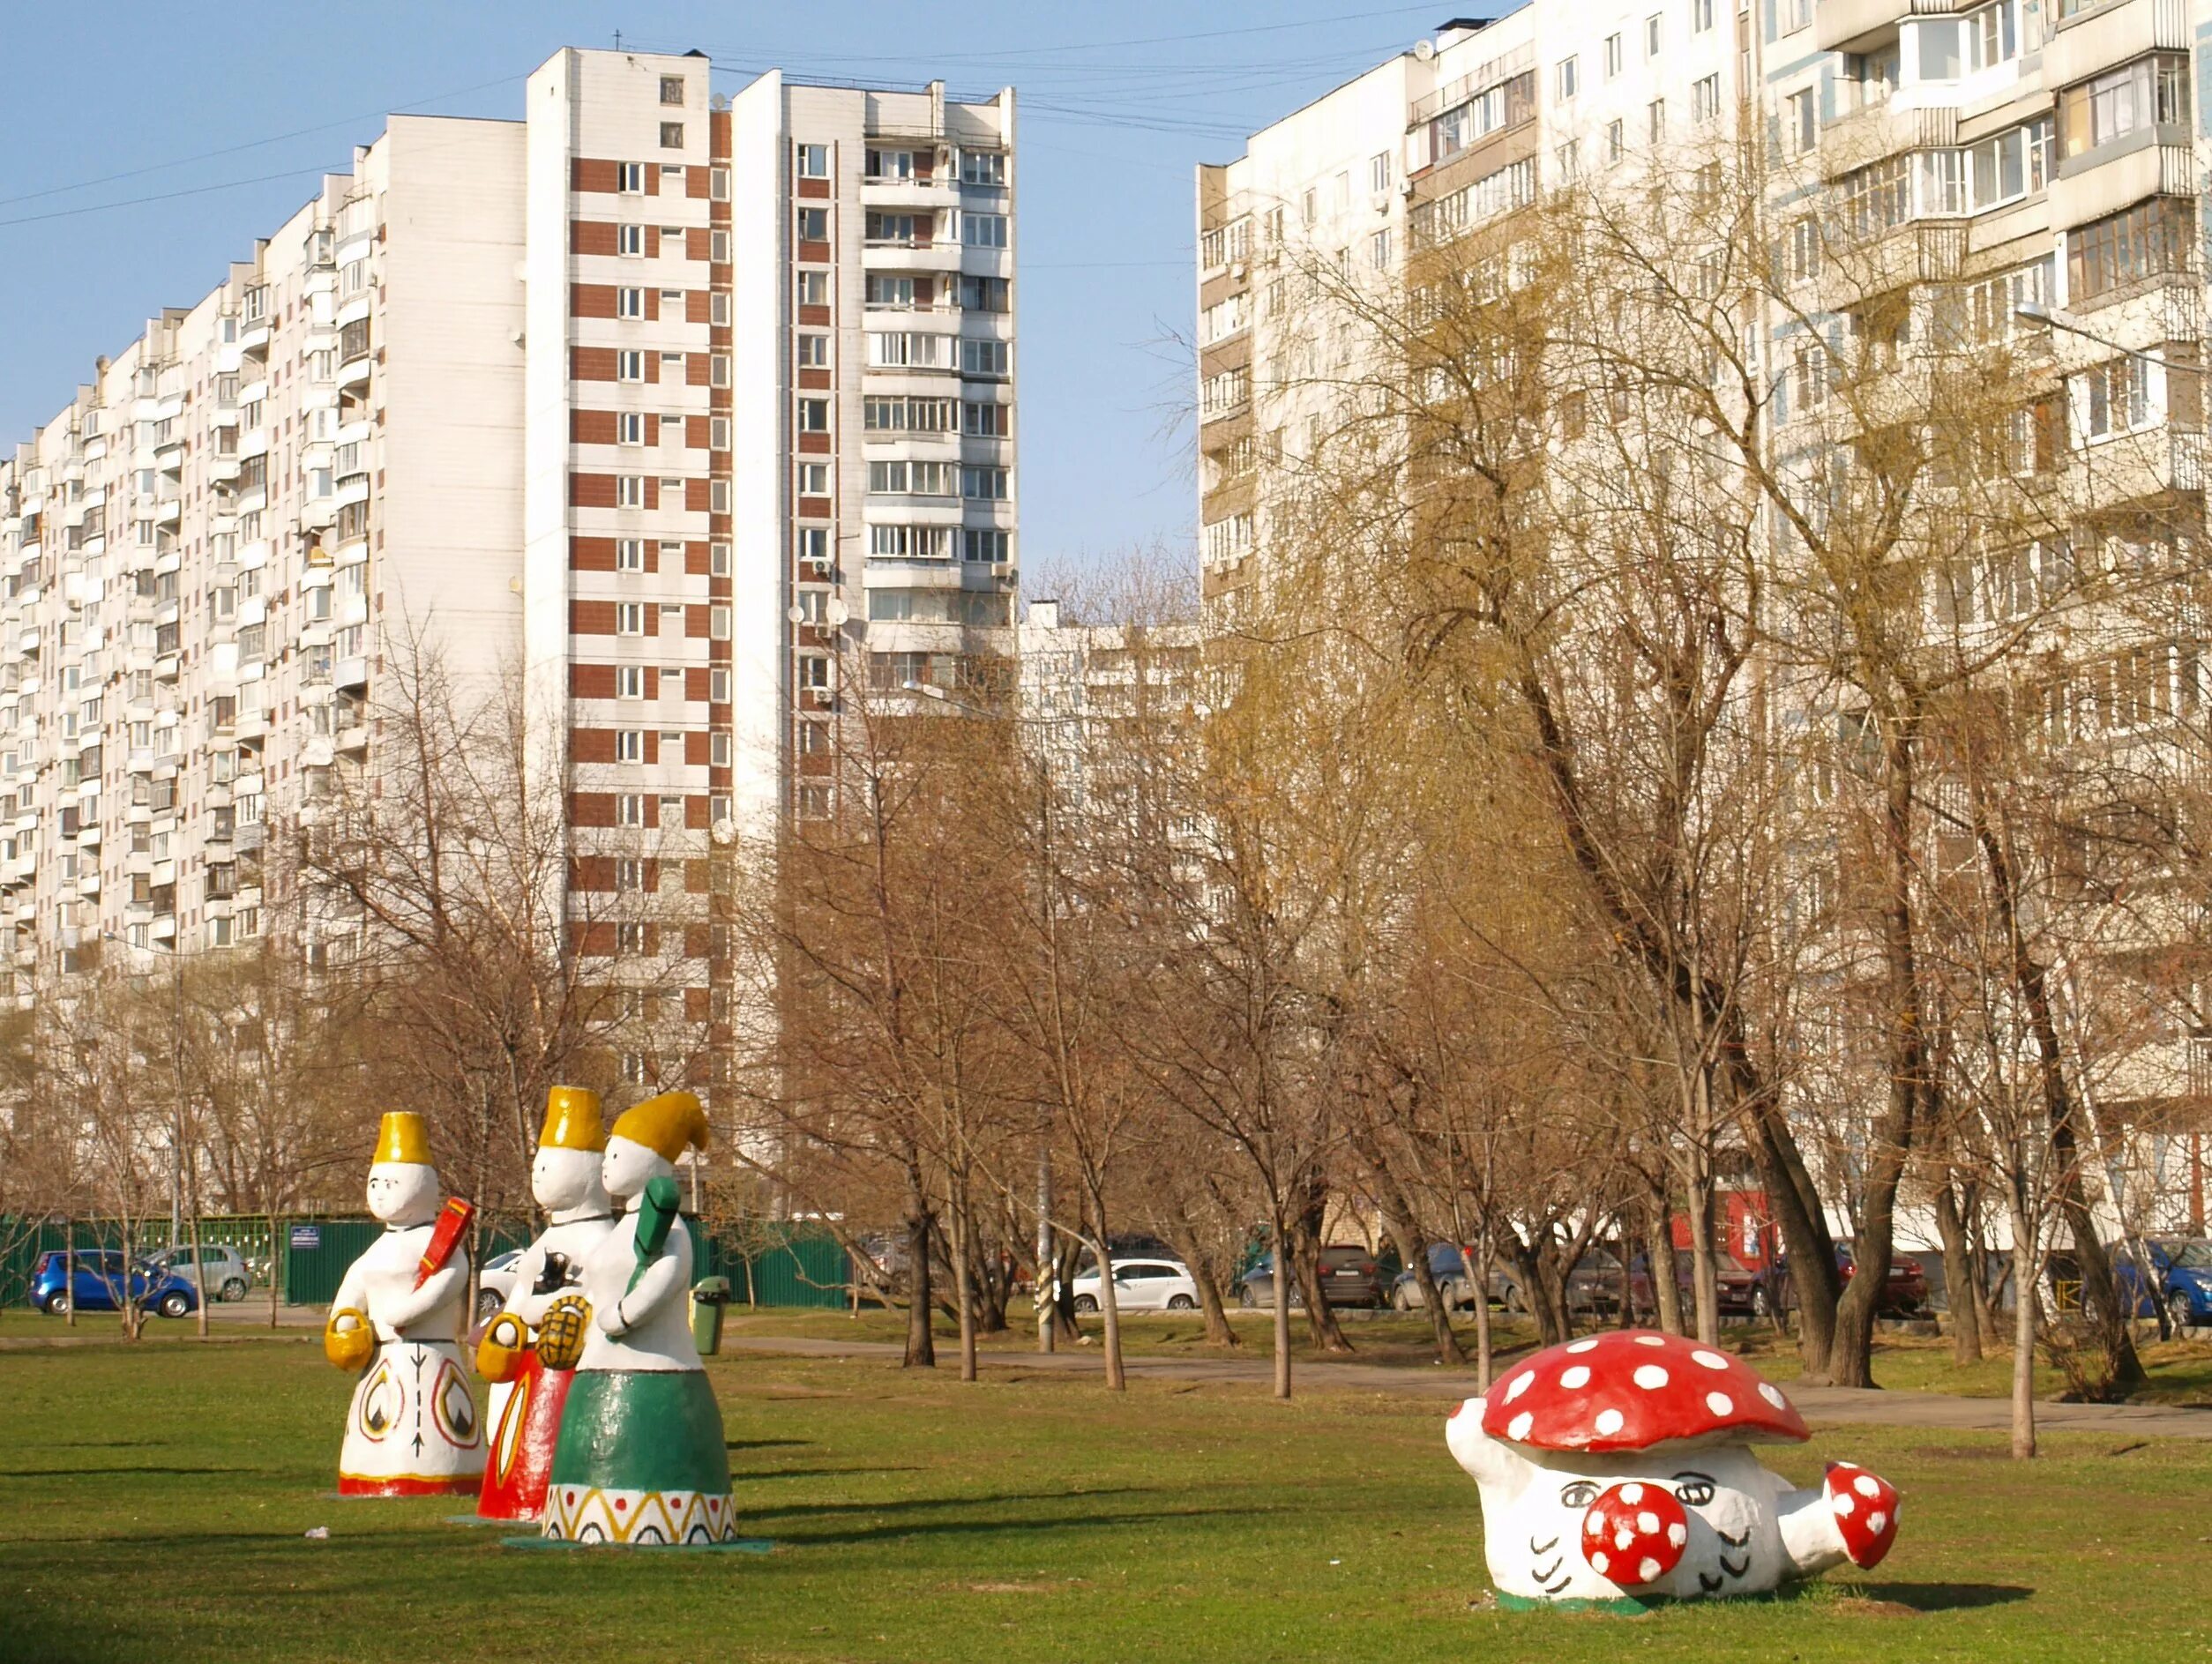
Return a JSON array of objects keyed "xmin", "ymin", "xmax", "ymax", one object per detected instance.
[{"xmin": 721, "ymin": 1332, "xmax": 2212, "ymax": 1440}]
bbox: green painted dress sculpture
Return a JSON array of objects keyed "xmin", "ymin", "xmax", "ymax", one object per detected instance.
[{"xmin": 536, "ymin": 1090, "xmax": 737, "ymax": 1545}]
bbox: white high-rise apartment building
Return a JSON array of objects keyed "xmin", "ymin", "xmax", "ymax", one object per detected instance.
[
  {"xmin": 1200, "ymin": 1, "xmax": 2212, "ymax": 1211},
  {"xmin": 0, "ymin": 48, "xmax": 1020, "ymax": 1071}
]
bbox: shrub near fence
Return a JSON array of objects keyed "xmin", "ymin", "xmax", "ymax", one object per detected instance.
[{"xmin": 6, "ymin": 1215, "xmax": 849, "ymax": 1312}]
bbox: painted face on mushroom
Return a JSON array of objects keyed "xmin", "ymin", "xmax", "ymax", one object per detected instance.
[{"xmin": 1446, "ymin": 1329, "xmax": 1902, "ymax": 1608}]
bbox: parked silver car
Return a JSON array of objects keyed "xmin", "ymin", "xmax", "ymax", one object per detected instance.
[{"xmin": 146, "ymin": 1243, "xmax": 253, "ymax": 1302}]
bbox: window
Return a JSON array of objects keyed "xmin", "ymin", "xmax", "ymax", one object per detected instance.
[
  {"xmin": 865, "ymin": 147, "xmax": 915, "ymax": 180},
  {"xmin": 1918, "ymin": 147, "xmax": 1967, "ymax": 216},
  {"xmin": 1791, "ymin": 341, "xmax": 1828, "ymax": 414},
  {"xmin": 1648, "ymin": 99, "xmax": 1666, "ymax": 142},
  {"xmin": 617, "ymin": 665, "xmax": 645, "ymax": 699},
  {"xmin": 1694, "ymin": 0, "xmax": 1715, "ymax": 30},
  {"xmin": 960, "ymin": 150, "xmax": 1006, "ymax": 186},
  {"xmin": 796, "ymin": 526, "xmax": 832, "ymax": 567},
  {"xmin": 617, "ymin": 537, "xmax": 645, "ymax": 571},
  {"xmin": 617, "ymin": 161, "xmax": 645, "ymax": 194},
  {"xmin": 2078, "ymin": 355, "xmax": 2152, "ymax": 439},
  {"xmin": 1301, "ymin": 186, "xmax": 1317, "ymax": 225},
  {"xmin": 1555, "ymin": 139, "xmax": 1581, "ymax": 180},
  {"xmin": 1787, "ymin": 87, "xmax": 1816, "ymax": 154},
  {"xmin": 617, "ymin": 223, "xmax": 644, "ymax": 256},
  {"xmin": 962, "ymin": 528, "xmax": 1010, "ymax": 563},
  {"xmin": 1201, "ymin": 513, "xmax": 1253, "ymax": 566},
  {"xmin": 961, "ymin": 339, "xmax": 1010, "ymax": 377},
  {"xmin": 710, "ymin": 605, "xmax": 731, "ymax": 640},
  {"xmin": 796, "ymin": 143, "xmax": 829, "ymax": 178},
  {"xmin": 1369, "ymin": 228, "xmax": 1391, "ymax": 268},
  {"xmin": 1965, "ymin": 0, "xmax": 2020, "ymax": 72},
  {"xmin": 867, "ymin": 524, "xmax": 952, "ymax": 559},
  {"xmin": 2059, "ymin": 56, "xmax": 2189, "ymax": 159},
  {"xmin": 617, "ymin": 287, "xmax": 645, "ymax": 319},
  {"xmin": 617, "ymin": 412, "xmax": 646, "ymax": 446},
  {"xmin": 962, "ymin": 213, "xmax": 1008, "ymax": 248},
  {"xmin": 796, "ymin": 205, "xmax": 829, "ymax": 241},
  {"xmin": 797, "ymin": 461, "xmax": 830, "ymax": 495},
  {"xmin": 1967, "ymin": 117, "xmax": 2052, "ymax": 210},
  {"xmin": 1556, "ymin": 56, "xmax": 1579, "ymax": 101},
  {"xmin": 958, "ymin": 275, "xmax": 1011, "ymax": 312},
  {"xmin": 1842, "ymin": 154, "xmax": 1911, "ymax": 240},
  {"xmin": 617, "ymin": 729, "xmax": 644, "ymax": 763},
  {"xmin": 866, "ymin": 211, "xmax": 920, "ymax": 245},
  {"xmin": 961, "ymin": 466, "xmax": 1010, "ymax": 501},
  {"xmin": 1606, "ymin": 119, "xmax": 1625, "ymax": 164},
  {"xmin": 797, "ymin": 333, "xmax": 829, "ymax": 367},
  {"xmin": 797, "ymin": 271, "xmax": 830, "ymax": 307},
  {"xmin": 797, "ymin": 655, "xmax": 830, "ymax": 690},
  {"xmin": 865, "ymin": 273, "xmax": 915, "ymax": 309},
  {"xmin": 617, "ymin": 602, "xmax": 646, "ymax": 636},
  {"xmin": 1604, "ymin": 33, "xmax": 1623, "ymax": 78},
  {"xmin": 796, "ymin": 397, "xmax": 830, "ymax": 432},
  {"xmin": 1693, "ymin": 74, "xmax": 1721, "ymax": 123},
  {"xmin": 659, "ymin": 122, "xmax": 684, "ymax": 149},
  {"xmin": 1787, "ymin": 216, "xmax": 1822, "ymax": 282},
  {"xmin": 963, "ymin": 400, "xmax": 1009, "ymax": 437},
  {"xmin": 617, "ymin": 349, "xmax": 645, "ymax": 382},
  {"xmin": 2067, "ymin": 198, "xmax": 2193, "ymax": 302},
  {"xmin": 617, "ymin": 474, "xmax": 646, "ymax": 508},
  {"xmin": 660, "ymin": 75, "xmax": 685, "ymax": 105},
  {"xmin": 1201, "ymin": 293, "xmax": 1247, "ymax": 343},
  {"xmin": 1645, "ymin": 12, "xmax": 1663, "ymax": 56},
  {"xmin": 711, "ymin": 542, "xmax": 730, "ymax": 577},
  {"xmin": 1369, "ymin": 151, "xmax": 1392, "ymax": 193}
]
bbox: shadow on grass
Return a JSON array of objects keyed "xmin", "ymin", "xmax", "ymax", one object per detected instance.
[
  {"xmin": 741, "ymin": 1485, "xmax": 1159, "ymax": 1522},
  {"xmin": 726, "ymin": 1437, "xmax": 811, "ymax": 1451},
  {"xmin": 788, "ymin": 1502, "xmax": 1285, "ymax": 1548},
  {"xmin": 739, "ymin": 1466, "xmax": 925, "ymax": 1482},
  {"xmin": 1861, "ymin": 1582, "xmax": 2034, "ymax": 1613},
  {"xmin": 0, "ymin": 1464, "xmax": 254, "ymax": 1479}
]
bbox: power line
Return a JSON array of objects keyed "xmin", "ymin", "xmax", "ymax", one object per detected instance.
[
  {"xmin": 0, "ymin": 74, "xmax": 519, "ymax": 211},
  {"xmin": 0, "ymin": 165, "xmax": 344, "ymax": 231}
]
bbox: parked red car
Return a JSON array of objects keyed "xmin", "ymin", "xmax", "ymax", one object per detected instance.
[{"xmin": 1773, "ymin": 1242, "xmax": 1928, "ymax": 1317}]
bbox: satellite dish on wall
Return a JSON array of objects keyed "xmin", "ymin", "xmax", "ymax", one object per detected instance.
[{"xmin": 1414, "ymin": 38, "xmax": 1436, "ymax": 60}]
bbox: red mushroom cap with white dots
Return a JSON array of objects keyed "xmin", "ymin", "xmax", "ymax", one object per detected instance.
[
  {"xmin": 1581, "ymin": 1480, "xmax": 1688, "ymax": 1586},
  {"xmin": 1824, "ymin": 1461, "xmax": 1902, "ymax": 1568},
  {"xmin": 1480, "ymin": 1329, "xmax": 1811, "ymax": 1454}
]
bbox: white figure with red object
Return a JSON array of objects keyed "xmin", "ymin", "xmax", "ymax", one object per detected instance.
[
  {"xmin": 324, "ymin": 1112, "xmax": 483, "ymax": 1497},
  {"xmin": 1446, "ymin": 1329, "xmax": 1901, "ymax": 1609}
]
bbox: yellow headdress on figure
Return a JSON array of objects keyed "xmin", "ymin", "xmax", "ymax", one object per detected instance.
[
  {"xmin": 372, "ymin": 1111, "xmax": 432, "ymax": 1167},
  {"xmin": 609, "ymin": 1091, "xmax": 709, "ymax": 1163},
  {"xmin": 538, "ymin": 1085, "xmax": 607, "ymax": 1153}
]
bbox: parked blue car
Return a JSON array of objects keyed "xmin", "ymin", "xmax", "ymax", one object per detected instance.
[
  {"xmin": 28, "ymin": 1250, "xmax": 201, "ymax": 1318},
  {"xmin": 2115, "ymin": 1238, "xmax": 2212, "ymax": 1332}
]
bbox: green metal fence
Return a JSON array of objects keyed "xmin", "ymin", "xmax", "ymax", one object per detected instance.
[{"xmin": 6, "ymin": 1213, "xmax": 849, "ymax": 1312}]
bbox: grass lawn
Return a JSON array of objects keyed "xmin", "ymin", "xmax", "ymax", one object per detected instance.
[{"xmin": 0, "ymin": 1330, "xmax": 2204, "ymax": 1662}]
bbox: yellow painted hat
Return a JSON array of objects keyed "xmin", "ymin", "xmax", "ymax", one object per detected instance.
[
  {"xmin": 538, "ymin": 1086, "xmax": 607, "ymax": 1153},
  {"xmin": 372, "ymin": 1111, "xmax": 432, "ymax": 1167},
  {"xmin": 609, "ymin": 1090, "xmax": 709, "ymax": 1163}
]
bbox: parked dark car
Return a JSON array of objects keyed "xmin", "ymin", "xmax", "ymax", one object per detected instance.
[
  {"xmin": 1237, "ymin": 1245, "xmax": 1388, "ymax": 1310},
  {"xmin": 1629, "ymin": 1250, "xmax": 1770, "ymax": 1321},
  {"xmin": 29, "ymin": 1250, "xmax": 201, "ymax": 1318},
  {"xmin": 2115, "ymin": 1238, "xmax": 2212, "ymax": 1332},
  {"xmin": 1491, "ymin": 1249, "xmax": 1627, "ymax": 1317},
  {"xmin": 1390, "ymin": 1243, "xmax": 1484, "ymax": 1311},
  {"xmin": 1772, "ymin": 1242, "xmax": 1928, "ymax": 1317}
]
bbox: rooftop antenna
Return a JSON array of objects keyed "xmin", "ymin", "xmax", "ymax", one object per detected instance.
[{"xmin": 614, "ymin": 28, "xmax": 624, "ymax": 51}]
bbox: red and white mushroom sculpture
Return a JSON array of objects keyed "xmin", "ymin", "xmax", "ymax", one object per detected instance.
[{"xmin": 1445, "ymin": 1329, "xmax": 1902, "ymax": 1608}]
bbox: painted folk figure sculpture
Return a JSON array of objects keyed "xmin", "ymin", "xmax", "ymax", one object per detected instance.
[
  {"xmin": 324, "ymin": 1113, "xmax": 484, "ymax": 1496},
  {"xmin": 539, "ymin": 1090, "xmax": 739, "ymax": 1545},
  {"xmin": 1446, "ymin": 1330, "xmax": 1901, "ymax": 1609},
  {"xmin": 475, "ymin": 1086, "xmax": 618, "ymax": 1521}
]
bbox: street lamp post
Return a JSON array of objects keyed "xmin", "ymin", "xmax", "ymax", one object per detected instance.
[{"xmin": 104, "ymin": 931, "xmax": 208, "ymax": 1340}]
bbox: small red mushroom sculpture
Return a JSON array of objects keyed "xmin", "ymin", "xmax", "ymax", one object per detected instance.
[{"xmin": 1446, "ymin": 1329, "xmax": 1901, "ymax": 1609}]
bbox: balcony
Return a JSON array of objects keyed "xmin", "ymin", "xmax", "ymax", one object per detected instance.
[
  {"xmin": 1819, "ymin": 102, "xmax": 1956, "ymax": 179},
  {"xmin": 1816, "ymin": 0, "xmax": 1916, "ymax": 53},
  {"xmin": 2047, "ymin": 0, "xmax": 2193, "ymax": 85}
]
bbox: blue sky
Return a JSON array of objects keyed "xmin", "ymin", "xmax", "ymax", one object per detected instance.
[{"xmin": 0, "ymin": 2, "xmax": 1461, "ymax": 583}]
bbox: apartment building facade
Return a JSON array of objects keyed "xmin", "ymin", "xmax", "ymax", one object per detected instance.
[
  {"xmin": 1197, "ymin": 1, "xmax": 2212, "ymax": 1225},
  {"xmin": 0, "ymin": 48, "xmax": 1020, "ymax": 1083}
]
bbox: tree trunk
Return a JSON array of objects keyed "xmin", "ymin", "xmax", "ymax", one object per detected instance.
[
  {"xmin": 1291, "ymin": 1185, "xmax": 1353, "ymax": 1345},
  {"xmin": 1091, "ymin": 1232, "xmax": 1126, "ymax": 1392},
  {"xmin": 1932, "ymin": 1178, "xmax": 1984, "ymax": 1365},
  {"xmin": 1367, "ymin": 1155, "xmax": 1464, "ymax": 1365},
  {"xmin": 2007, "ymin": 1186, "xmax": 2037, "ymax": 1460},
  {"xmin": 1270, "ymin": 1220, "xmax": 1292, "ymax": 1401},
  {"xmin": 949, "ymin": 1189, "xmax": 978, "ymax": 1384},
  {"xmin": 1152, "ymin": 1210, "xmax": 1239, "ymax": 1347},
  {"xmin": 1685, "ymin": 1165, "xmax": 1720, "ymax": 1347},
  {"xmin": 901, "ymin": 1165, "xmax": 936, "ymax": 1369},
  {"xmin": 1462, "ymin": 1230, "xmax": 1494, "ymax": 1389},
  {"xmin": 1648, "ymin": 1199, "xmax": 1685, "ymax": 1336}
]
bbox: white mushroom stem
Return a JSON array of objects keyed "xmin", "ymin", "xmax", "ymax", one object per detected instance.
[{"xmin": 1777, "ymin": 1483, "xmax": 1850, "ymax": 1579}]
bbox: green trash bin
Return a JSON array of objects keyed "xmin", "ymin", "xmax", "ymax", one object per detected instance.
[{"xmin": 690, "ymin": 1276, "xmax": 732, "ymax": 1356}]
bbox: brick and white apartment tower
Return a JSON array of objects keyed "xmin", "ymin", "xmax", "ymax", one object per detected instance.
[{"xmin": 0, "ymin": 47, "xmax": 1019, "ymax": 1089}]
